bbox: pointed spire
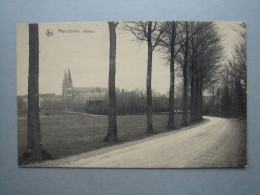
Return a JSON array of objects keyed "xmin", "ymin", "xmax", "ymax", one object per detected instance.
[
  {"xmin": 63, "ymin": 70, "xmax": 67, "ymax": 82},
  {"xmin": 67, "ymin": 68, "xmax": 72, "ymax": 82}
]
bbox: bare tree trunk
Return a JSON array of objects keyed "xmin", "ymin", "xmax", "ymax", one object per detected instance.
[
  {"xmin": 146, "ymin": 21, "xmax": 153, "ymax": 133},
  {"xmin": 211, "ymin": 86, "xmax": 215, "ymax": 114},
  {"xmin": 167, "ymin": 22, "xmax": 176, "ymax": 129},
  {"xmin": 190, "ymin": 55, "xmax": 195, "ymax": 123},
  {"xmin": 182, "ymin": 68, "xmax": 188, "ymax": 126},
  {"xmin": 195, "ymin": 74, "xmax": 199, "ymax": 121},
  {"xmin": 27, "ymin": 23, "xmax": 42, "ymax": 160},
  {"xmin": 105, "ymin": 22, "xmax": 118, "ymax": 142},
  {"xmin": 190, "ymin": 75, "xmax": 195, "ymax": 123},
  {"xmin": 182, "ymin": 22, "xmax": 189, "ymax": 126},
  {"xmin": 190, "ymin": 34, "xmax": 198, "ymax": 123},
  {"xmin": 199, "ymin": 80, "xmax": 203, "ymax": 120}
]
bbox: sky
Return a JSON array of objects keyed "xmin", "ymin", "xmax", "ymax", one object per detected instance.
[{"xmin": 16, "ymin": 21, "xmax": 243, "ymax": 96}]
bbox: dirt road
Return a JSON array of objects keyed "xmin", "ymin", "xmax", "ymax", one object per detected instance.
[{"xmin": 29, "ymin": 116, "xmax": 247, "ymax": 168}]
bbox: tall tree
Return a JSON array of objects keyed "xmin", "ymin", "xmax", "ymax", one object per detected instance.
[
  {"xmin": 188, "ymin": 22, "xmax": 208, "ymax": 122},
  {"xmin": 189, "ymin": 22, "xmax": 198, "ymax": 123},
  {"xmin": 27, "ymin": 23, "xmax": 42, "ymax": 160},
  {"xmin": 189, "ymin": 22, "xmax": 223, "ymax": 120},
  {"xmin": 146, "ymin": 21, "xmax": 154, "ymax": 132},
  {"xmin": 125, "ymin": 21, "xmax": 165, "ymax": 133},
  {"xmin": 176, "ymin": 22, "xmax": 223, "ymax": 123},
  {"xmin": 176, "ymin": 21, "xmax": 191, "ymax": 126},
  {"xmin": 228, "ymin": 23, "xmax": 247, "ymax": 118},
  {"xmin": 105, "ymin": 22, "xmax": 118, "ymax": 142},
  {"xmin": 197, "ymin": 22, "xmax": 223, "ymax": 120},
  {"xmin": 158, "ymin": 22, "xmax": 180, "ymax": 129}
]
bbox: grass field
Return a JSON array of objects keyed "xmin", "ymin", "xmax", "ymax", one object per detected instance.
[{"xmin": 17, "ymin": 113, "xmax": 188, "ymax": 165}]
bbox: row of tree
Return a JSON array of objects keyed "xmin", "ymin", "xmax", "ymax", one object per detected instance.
[
  {"xmin": 105, "ymin": 21, "xmax": 224, "ymax": 141},
  {"xmin": 203, "ymin": 23, "xmax": 246, "ymax": 118}
]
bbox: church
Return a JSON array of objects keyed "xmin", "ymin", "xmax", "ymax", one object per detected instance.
[{"xmin": 62, "ymin": 69, "xmax": 108, "ymax": 102}]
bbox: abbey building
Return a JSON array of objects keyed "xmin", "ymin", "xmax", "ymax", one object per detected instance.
[{"xmin": 62, "ymin": 69, "xmax": 108, "ymax": 102}]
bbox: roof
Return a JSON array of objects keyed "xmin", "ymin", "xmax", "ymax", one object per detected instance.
[
  {"xmin": 63, "ymin": 69, "xmax": 72, "ymax": 82},
  {"xmin": 63, "ymin": 70, "xmax": 67, "ymax": 82},
  {"xmin": 67, "ymin": 69, "xmax": 72, "ymax": 82},
  {"xmin": 73, "ymin": 87, "xmax": 108, "ymax": 93}
]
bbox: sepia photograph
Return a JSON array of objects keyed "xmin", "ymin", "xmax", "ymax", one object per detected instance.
[{"xmin": 16, "ymin": 21, "xmax": 247, "ymax": 168}]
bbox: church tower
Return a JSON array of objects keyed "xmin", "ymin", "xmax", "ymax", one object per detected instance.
[
  {"xmin": 62, "ymin": 69, "xmax": 73, "ymax": 99},
  {"xmin": 62, "ymin": 70, "xmax": 67, "ymax": 97}
]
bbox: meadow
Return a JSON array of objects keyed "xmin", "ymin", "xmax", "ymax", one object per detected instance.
[{"xmin": 17, "ymin": 112, "xmax": 188, "ymax": 164}]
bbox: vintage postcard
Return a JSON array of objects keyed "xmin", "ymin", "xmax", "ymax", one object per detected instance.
[{"xmin": 17, "ymin": 21, "xmax": 247, "ymax": 168}]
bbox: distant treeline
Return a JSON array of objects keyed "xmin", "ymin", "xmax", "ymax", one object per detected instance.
[
  {"xmin": 202, "ymin": 78, "xmax": 246, "ymax": 119},
  {"xmin": 18, "ymin": 87, "xmax": 245, "ymax": 118},
  {"xmin": 24, "ymin": 90, "xmax": 184, "ymax": 115},
  {"xmin": 85, "ymin": 90, "xmax": 171, "ymax": 115}
]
